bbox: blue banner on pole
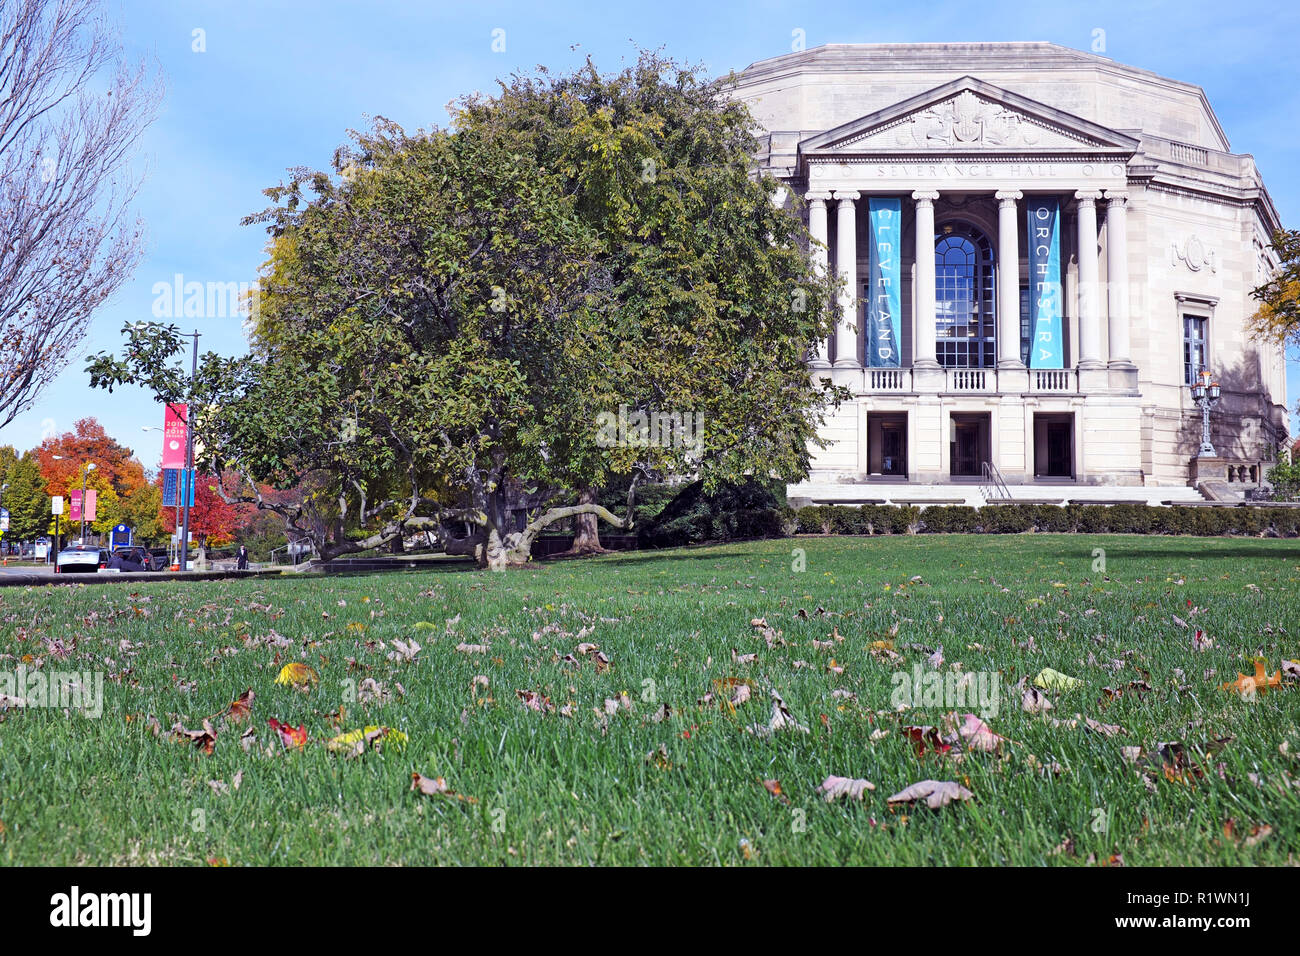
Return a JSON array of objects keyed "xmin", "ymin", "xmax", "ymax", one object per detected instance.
[
  {"xmin": 866, "ymin": 198, "xmax": 903, "ymax": 367},
  {"xmin": 162, "ymin": 469, "xmax": 178, "ymax": 507},
  {"xmin": 1027, "ymin": 198, "xmax": 1063, "ymax": 369},
  {"xmin": 163, "ymin": 469, "xmax": 195, "ymax": 508}
]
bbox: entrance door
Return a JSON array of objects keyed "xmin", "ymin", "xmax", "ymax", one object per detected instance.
[
  {"xmin": 1047, "ymin": 422, "xmax": 1071, "ymax": 477},
  {"xmin": 952, "ymin": 424, "xmax": 980, "ymax": 476},
  {"xmin": 949, "ymin": 412, "xmax": 991, "ymax": 477},
  {"xmin": 881, "ymin": 424, "xmax": 906, "ymax": 476},
  {"xmin": 1033, "ymin": 413, "xmax": 1074, "ymax": 478},
  {"xmin": 868, "ymin": 412, "xmax": 908, "ymax": 478}
]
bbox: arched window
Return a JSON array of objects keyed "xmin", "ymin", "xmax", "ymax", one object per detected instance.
[{"xmin": 934, "ymin": 223, "xmax": 995, "ymax": 368}]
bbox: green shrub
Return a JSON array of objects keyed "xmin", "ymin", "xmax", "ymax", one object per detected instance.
[
  {"xmin": 921, "ymin": 506, "xmax": 980, "ymax": 533},
  {"xmin": 979, "ymin": 505, "xmax": 1034, "ymax": 533},
  {"xmin": 795, "ymin": 505, "xmax": 835, "ymax": 534},
  {"xmin": 794, "ymin": 501, "xmax": 1300, "ymax": 539},
  {"xmin": 830, "ymin": 505, "xmax": 871, "ymax": 535},
  {"xmin": 637, "ymin": 478, "xmax": 788, "ymax": 548},
  {"xmin": 1029, "ymin": 504, "xmax": 1075, "ymax": 532}
]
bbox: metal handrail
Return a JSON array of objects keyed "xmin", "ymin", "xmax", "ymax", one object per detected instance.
[{"xmin": 980, "ymin": 460, "xmax": 1011, "ymax": 502}]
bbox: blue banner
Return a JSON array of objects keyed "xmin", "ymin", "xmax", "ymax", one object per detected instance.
[
  {"xmin": 162, "ymin": 469, "xmax": 177, "ymax": 507},
  {"xmin": 867, "ymin": 198, "xmax": 902, "ymax": 367},
  {"xmin": 1027, "ymin": 198, "xmax": 1063, "ymax": 369},
  {"xmin": 162, "ymin": 469, "xmax": 195, "ymax": 508}
]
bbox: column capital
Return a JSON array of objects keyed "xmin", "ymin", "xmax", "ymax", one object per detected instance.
[
  {"xmin": 832, "ymin": 190, "xmax": 860, "ymax": 203},
  {"xmin": 1074, "ymin": 189, "xmax": 1102, "ymax": 206},
  {"xmin": 804, "ymin": 191, "xmax": 833, "ymax": 204},
  {"xmin": 994, "ymin": 189, "xmax": 1023, "ymax": 205},
  {"xmin": 1103, "ymin": 189, "xmax": 1129, "ymax": 205},
  {"xmin": 911, "ymin": 190, "xmax": 940, "ymax": 205}
]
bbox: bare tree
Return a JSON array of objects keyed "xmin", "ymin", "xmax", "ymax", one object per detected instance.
[{"xmin": 0, "ymin": 0, "xmax": 160, "ymax": 430}]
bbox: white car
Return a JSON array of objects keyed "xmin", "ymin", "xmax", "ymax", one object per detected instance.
[{"xmin": 55, "ymin": 545, "xmax": 110, "ymax": 573}]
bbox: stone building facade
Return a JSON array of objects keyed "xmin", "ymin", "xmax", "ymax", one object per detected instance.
[{"xmin": 733, "ymin": 43, "xmax": 1287, "ymax": 489}]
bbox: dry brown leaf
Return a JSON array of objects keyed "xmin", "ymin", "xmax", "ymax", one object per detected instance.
[
  {"xmin": 410, "ymin": 772, "xmax": 477, "ymax": 802},
  {"xmin": 819, "ymin": 775, "xmax": 876, "ymax": 802},
  {"xmin": 516, "ymin": 689, "xmax": 553, "ymax": 713},
  {"xmin": 887, "ymin": 779, "xmax": 973, "ymax": 809},
  {"xmin": 1022, "ymin": 686, "xmax": 1053, "ymax": 715}
]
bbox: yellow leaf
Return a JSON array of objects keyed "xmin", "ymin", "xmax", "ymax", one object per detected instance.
[{"xmin": 275, "ymin": 662, "xmax": 319, "ymax": 687}]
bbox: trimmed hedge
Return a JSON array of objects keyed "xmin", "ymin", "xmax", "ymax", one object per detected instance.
[{"xmin": 793, "ymin": 502, "xmax": 1300, "ymax": 537}]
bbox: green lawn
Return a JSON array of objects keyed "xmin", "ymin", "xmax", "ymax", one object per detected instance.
[{"xmin": 1, "ymin": 534, "xmax": 1297, "ymax": 865}]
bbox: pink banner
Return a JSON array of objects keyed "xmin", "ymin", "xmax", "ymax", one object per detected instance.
[
  {"xmin": 68, "ymin": 490, "xmax": 97, "ymax": 523},
  {"xmin": 162, "ymin": 403, "xmax": 188, "ymax": 470}
]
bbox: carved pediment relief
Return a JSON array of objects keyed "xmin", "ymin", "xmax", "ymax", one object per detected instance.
[
  {"xmin": 799, "ymin": 77, "xmax": 1140, "ymax": 157},
  {"xmin": 855, "ymin": 91, "xmax": 1097, "ymax": 150}
]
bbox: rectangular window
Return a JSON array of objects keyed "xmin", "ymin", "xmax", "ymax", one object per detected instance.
[
  {"xmin": 1182, "ymin": 315, "xmax": 1207, "ymax": 386},
  {"xmin": 1020, "ymin": 283, "xmax": 1031, "ymax": 367}
]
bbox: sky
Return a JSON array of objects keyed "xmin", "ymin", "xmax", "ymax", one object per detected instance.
[{"xmin": 5, "ymin": 0, "xmax": 1299, "ymax": 468}]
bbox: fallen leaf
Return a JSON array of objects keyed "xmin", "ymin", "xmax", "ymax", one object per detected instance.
[
  {"xmin": 224, "ymin": 688, "xmax": 255, "ymax": 724},
  {"xmin": 1022, "ymin": 686, "xmax": 1053, "ymax": 715},
  {"xmin": 267, "ymin": 717, "xmax": 307, "ymax": 749},
  {"xmin": 172, "ymin": 719, "xmax": 217, "ymax": 754},
  {"xmin": 745, "ymin": 688, "xmax": 809, "ymax": 736},
  {"xmin": 903, "ymin": 724, "xmax": 953, "ymax": 758},
  {"xmin": 516, "ymin": 689, "xmax": 554, "ymax": 714},
  {"xmin": 411, "ymin": 771, "xmax": 477, "ymax": 802},
  {"xmin": 327, "ymin": 725, "xmax": 409, "ymax": 756},
  {"xmin": 1034, "ymin": 667, "xmax": 1082, "ymax": 691},
  {"xmin": 887, "ymin": 779, "xmax": 974, "ymax": 809},
  {"xmin": 274, "ymin": 663, "xmax": 318, "ymax": 687},
  {"xmin": 1220, "ymin": 660, "xmax": 1283, "ymax": 697},
  {"xmin": 819, "ymin": 775, "xmax": 876, "ymax": 802}
]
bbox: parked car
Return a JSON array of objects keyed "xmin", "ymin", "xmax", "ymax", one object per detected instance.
[
  {"xmin": 147, "ymin": 548, "xmax": 170, "ymax": 571},
  {"xmin": 55, "ymin": 545, "xmax": 110, "ymax": 573},
  {"xmin": 109, "ymin": 546, "xmax": 159, "ymax": 572}
]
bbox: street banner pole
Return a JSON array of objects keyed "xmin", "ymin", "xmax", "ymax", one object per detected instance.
[{"xmin": 179, "ymin": 330, "xmax": 199, "ymax": 571}]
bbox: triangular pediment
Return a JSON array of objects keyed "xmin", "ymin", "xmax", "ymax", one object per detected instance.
[{"xmin": 800, "ymin": 76, "xmax": 1139, "ymax": 155}]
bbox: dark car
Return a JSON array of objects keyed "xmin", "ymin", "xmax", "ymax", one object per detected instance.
[
  {"xmin": 147, "ymin": 548, "xmax": 170, "ymax": 571},
  {"xmin": 109, "ymin": 546, "xmax": 159, "ymax": 572}
]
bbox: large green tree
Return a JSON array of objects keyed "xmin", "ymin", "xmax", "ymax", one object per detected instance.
[
  {"xmin": 0, "ymin": 447, "xmax": 47, "ymax": 541},
  {"xmin": 88, "ymin": 54, "xmax": 842, "ymax": 569}
]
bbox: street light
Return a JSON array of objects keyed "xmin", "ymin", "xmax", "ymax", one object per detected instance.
[
  {"xmin": 144, "ymin": 425, "xmax": 181, "ymax": 562},
  {"xmin": 1191, "ymin": 369, "xmax": 1222, "ymax": 458},
  {"xmin": 79, "ymin": 462, "xmax": 97, "ymax": 543},
  {"xmin": 0, "ymin": 482, "xmax": 8, "ymax": 558}
]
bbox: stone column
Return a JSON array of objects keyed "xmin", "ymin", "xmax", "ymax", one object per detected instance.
[
  {"xmin": 1104, "ymin": 190, "xmax": 1133, "ymax": 368},
  {"xmin": 1075, "ymin": 190, "xmax": 1103, "ymax": 368},
  {"xmin": 995, "ymin": 190, "xmax": 1023, "ymax": 369},
  {"xmin": 833, "ymin": 191, "xmax": 860, "ymax": 366},
  {"xmin": 806, "ymin": 192, "xmax": 832, "ymax": 367},
  {"xmin": 912, "ymin": 190, "xmax": 940, "ymax": 370}
]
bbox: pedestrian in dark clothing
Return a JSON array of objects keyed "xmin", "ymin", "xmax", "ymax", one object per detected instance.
[{"xmin": 236, "ymin": 545, "xmax": 249, "ymax": 570}]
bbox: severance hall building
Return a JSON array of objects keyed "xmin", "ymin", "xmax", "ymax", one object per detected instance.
[{"xmin": 736, "ymin": 43, "xmax": 1287, "ymax": 501}]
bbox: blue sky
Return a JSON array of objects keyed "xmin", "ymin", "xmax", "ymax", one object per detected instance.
[{"xmin": 5, "ymin": 0, "xmax": 1299, "ymax": 467}]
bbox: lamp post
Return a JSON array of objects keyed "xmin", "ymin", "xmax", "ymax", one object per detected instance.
[
  {"xmin": 178, "ymin": 330, "xmax": 199, "ymax": 571},
  {"xmin": 0, "ymin": 482, "xmax": 8, "ymax": 557},
  {"xmin": 79, "ymin": 462, "xmax": 97, "ymax": 543},
  {"xmin": 1191, "ymin": 369, "xmax": 1222, "ymax": 458},
  {"xmin": 143, "ymin": 426, "xmax": 182, "ymax": 557}
]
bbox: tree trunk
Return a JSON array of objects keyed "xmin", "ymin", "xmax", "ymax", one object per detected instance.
[{"xmin": 564, "ymin": 487, "xmax": 607, "ymax": 556}]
